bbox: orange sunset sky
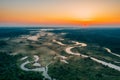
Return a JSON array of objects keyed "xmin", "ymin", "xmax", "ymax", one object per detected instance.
[{"xmin": 0, "ymin": 0, "xmax": 120, "ymax": 27}]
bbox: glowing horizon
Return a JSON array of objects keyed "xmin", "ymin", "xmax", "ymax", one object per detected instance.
[{"xmin": 0, "ymin": 0, "xmax": 120, "ymax": 27}]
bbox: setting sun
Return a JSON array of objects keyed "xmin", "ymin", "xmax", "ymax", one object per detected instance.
[{"xmin": 0, "ymin": 0, "xmax": 120, "ymax": 26}]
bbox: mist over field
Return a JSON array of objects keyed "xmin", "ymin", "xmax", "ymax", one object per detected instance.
[{"xmin": 0, "ymin": 27, "xmax": 120, "ymax": 80}]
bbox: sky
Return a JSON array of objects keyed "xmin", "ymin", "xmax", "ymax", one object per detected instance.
[{"xmin": 0, "ymin": 0, "xmax": 120, "ymax": 27}]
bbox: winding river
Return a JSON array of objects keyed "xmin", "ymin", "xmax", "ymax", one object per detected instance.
[
  {"xmin": 20, "ymin": 55, "xmax": 53, "ymax": 80},
  {"xmin": 104, "ymin": 47, "xmax": 120, "ymax": 58},
  {"xmin": 19, "ymin": 39, "xmax": 120, "ymax": 80},
  {"xmin": 65, "ymin": 44, "xmax": 120, "ymax": 71}
]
